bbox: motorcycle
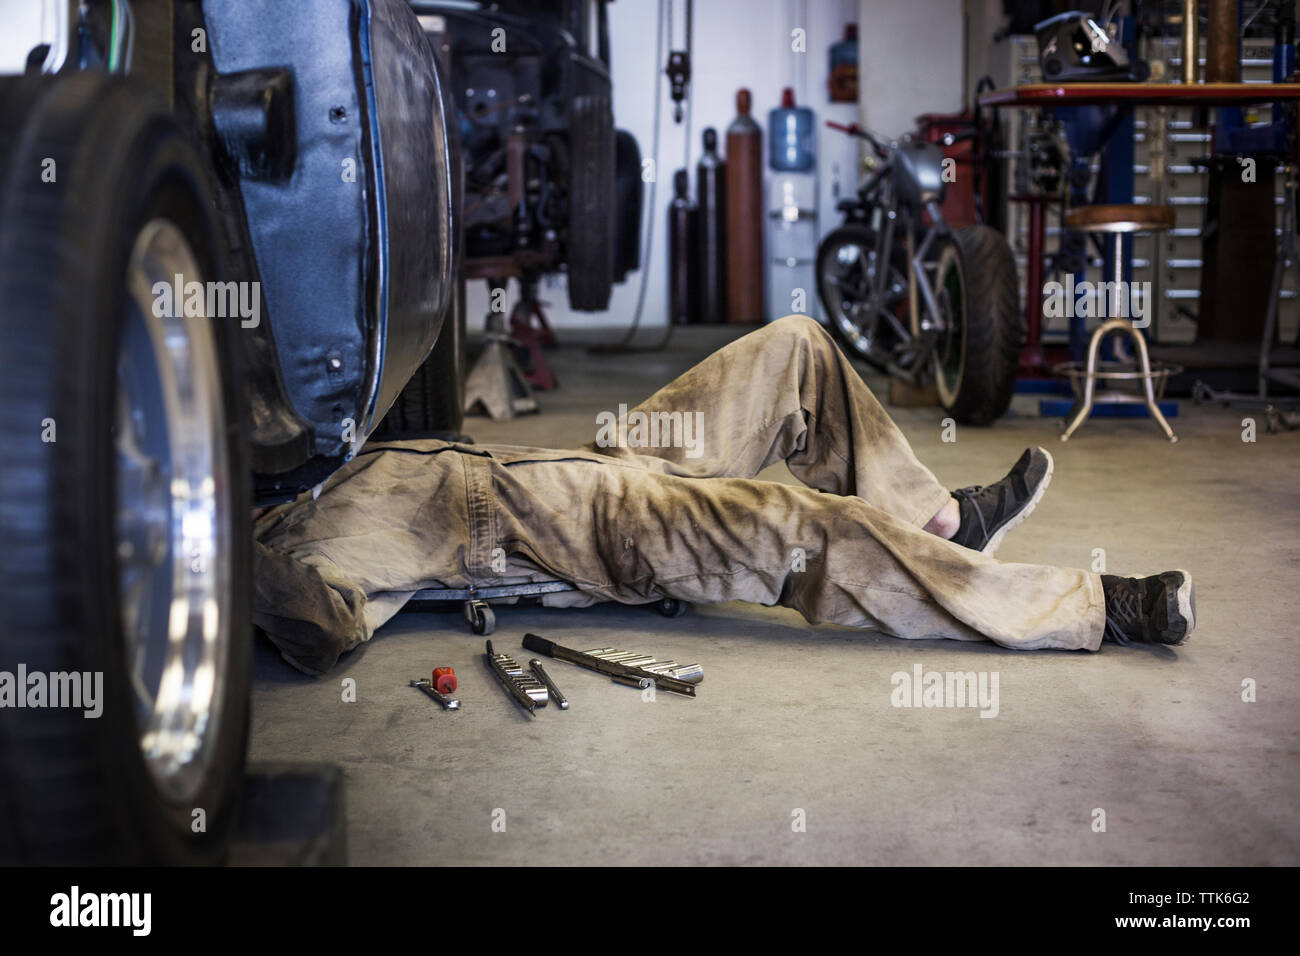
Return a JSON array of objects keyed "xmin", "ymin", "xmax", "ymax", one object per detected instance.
[{"xmin": 817, "ymin": 121, "xmax": 1022, "ymax": 424}]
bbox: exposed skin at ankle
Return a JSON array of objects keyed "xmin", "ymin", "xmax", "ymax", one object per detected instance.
[{"xmin": 923, "ymin": 497, "xmax": 960, "ymax": 539}]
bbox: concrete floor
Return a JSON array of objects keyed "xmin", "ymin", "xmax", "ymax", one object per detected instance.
[{"xmin": 249, "ymin": 325, "xmax": 1300, "ymax": 865}]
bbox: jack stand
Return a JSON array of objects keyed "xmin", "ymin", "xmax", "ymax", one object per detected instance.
[
  {"xmin": 510, "ymin": 277, "xmax": 558, "ymax": 390},
  {"xmin": 464, "ymin": 281, "xmax": 539, "ymax": 421}
]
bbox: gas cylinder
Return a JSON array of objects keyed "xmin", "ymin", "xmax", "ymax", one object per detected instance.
[
  {"xmin": 725, "ymin": 88, "xmax": 764, "ymax": 324},
  {"xmin": 668, "ymin": 168, "xmax": 700, "ymax": 326},
  {"xmin": 695, "ymin": 127, "xmax": 727, "ymax": 323}
]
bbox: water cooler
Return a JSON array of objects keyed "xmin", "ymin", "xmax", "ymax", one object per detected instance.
[{"xmin": 766, "ymin": 88, "xmax": 818, "ymax": 321}]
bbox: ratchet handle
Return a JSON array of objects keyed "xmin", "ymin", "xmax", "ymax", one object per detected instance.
[{"xmin": 522, "ymin": 633, "xmax": 555, "ymax": 656}]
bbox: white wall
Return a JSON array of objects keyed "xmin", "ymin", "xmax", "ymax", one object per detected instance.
[
  {"xmin": 857, "ymin": 0, "xmax": 965, "ymax": 135},
  {"xmin": 964, "ymin": 0, "xmax": 1009, "ymax": 102},
  {"xmin": 468, "ymin": 0, "xmax": 967, "ymax": 333}
]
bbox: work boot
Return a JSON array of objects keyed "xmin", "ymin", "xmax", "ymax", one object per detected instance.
[
  {"xmin": 1100, "ymin": 571, "xmax": 1196, "ymax": 646},
  {"xmin": 950, "ymin": 447, "xmax": 1054, "ymax": 555}
]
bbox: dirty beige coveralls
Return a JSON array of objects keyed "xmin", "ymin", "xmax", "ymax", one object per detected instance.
[{"xmin": 254, "ymin": 315, "xmax": 1105, "ymax": 675}]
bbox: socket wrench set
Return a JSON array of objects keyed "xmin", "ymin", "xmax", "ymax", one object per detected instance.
[{"xmin": 409, "ymin": 634, "xmax": 704, "ymax": 716}]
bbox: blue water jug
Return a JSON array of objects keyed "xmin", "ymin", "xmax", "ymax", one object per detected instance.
[{"xmin": 768, "ymin": 87, "xmax": 814, "ymax": 172}]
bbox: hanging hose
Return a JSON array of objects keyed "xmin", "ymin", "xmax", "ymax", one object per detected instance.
[
  {"xmin": 682, "ymin": 0, "xmax": 693, "ymax": 180},
  {"xmin": 106, "ymin": 0, "xmax": 122, "ymax": 72},
  {"xmin": 590, "ymin": 0, "xmax": 690, "ymax": 355}
]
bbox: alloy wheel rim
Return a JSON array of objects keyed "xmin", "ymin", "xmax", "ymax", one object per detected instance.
[{"xmin": 115, "ymin": 218, "xmax": 231, "ymax": 804}]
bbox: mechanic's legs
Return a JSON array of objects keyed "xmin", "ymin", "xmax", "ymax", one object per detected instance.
[
  {"xmin": 491, "ymin": 459, "xmax": 1104, "ymax": 651},
  {"xmin": 590, "ymin": 314, "xmax": 953, "ymax": 529}
]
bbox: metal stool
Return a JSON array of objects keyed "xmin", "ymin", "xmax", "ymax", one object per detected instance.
[{"xmin": 1054, "ymin": 203, "xmax": 1182, "ymax": 442}]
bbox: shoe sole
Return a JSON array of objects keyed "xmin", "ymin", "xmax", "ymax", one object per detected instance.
[
  {"xmin": 1159, "ymin": 569, "xmax": 1196, "ymax": 644},
  {"xmin": 981, "ymin": 447, "xmax": 1054, "ymax": 556}
]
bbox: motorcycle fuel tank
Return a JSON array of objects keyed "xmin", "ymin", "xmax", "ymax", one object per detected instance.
[{"xmin": 892, "ymin": 141, "xmax": 947, "ymax": 212}]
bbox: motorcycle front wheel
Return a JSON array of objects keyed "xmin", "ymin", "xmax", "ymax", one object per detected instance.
[{"xmin": 816, "ymin": 223, "xmax": 908, "ymax": 372}]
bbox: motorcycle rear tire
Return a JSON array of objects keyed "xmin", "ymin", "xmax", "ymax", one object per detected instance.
[{"xmin": 933, "ymin": 225, "xmax": 1022, "ymax": 425}]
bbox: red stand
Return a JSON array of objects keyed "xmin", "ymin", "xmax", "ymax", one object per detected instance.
[
  {"xmin": 1013, "ymin": 194, "xmax": 1049, "ymax": 377},
  {"xmin": 509, "ymin": 278, "xmax": 558, "ymax": 391},
  {"xmin": 1009, "ymin": 193, "xmax": 1070, "ymax": 379}
]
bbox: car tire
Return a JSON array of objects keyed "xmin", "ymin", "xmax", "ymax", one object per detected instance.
[
  {"xmin": 0, "ymin": 73, "xmax": 251, "ymax": 864},
  {"xmin": 565, "ymin": 93, "xmax": 616, "ymax": 311},
  {"xmin": 612, "ymin": 128, "xmax": 643, "ymax": 283}
]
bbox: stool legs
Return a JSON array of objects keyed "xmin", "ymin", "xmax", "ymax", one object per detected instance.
[
  {"xmin": 1057, "ymin": 222, "xmax": 1177, "ymax": 443},
  {"xmin": 1060, "ymin": 319, "xmax": 1110, "ymax": 442},
  {"xmin": 1129, "ymin": 323, "xmax": 1178, "ymax": 442},
  {"xmin": 1060, "ymin": 319, "xmax": 1178, "ymax": 442}
]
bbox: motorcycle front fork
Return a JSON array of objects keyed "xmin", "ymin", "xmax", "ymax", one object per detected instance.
[{"xmin": 885, "ymin": 204, "xmax": 951, "ymax": 383}]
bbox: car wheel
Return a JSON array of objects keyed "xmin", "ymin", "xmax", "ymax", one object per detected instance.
[
  {"xmin": 565, "ymin": 93, "xmax": 616, "ymax": 311},
  {"xmin": 612, "ymin": 128, "xmax": 643, "ymax": 282},
  {"xmin": 0, "ymin": 73, "xmax": 251, "ymax": 864}
]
